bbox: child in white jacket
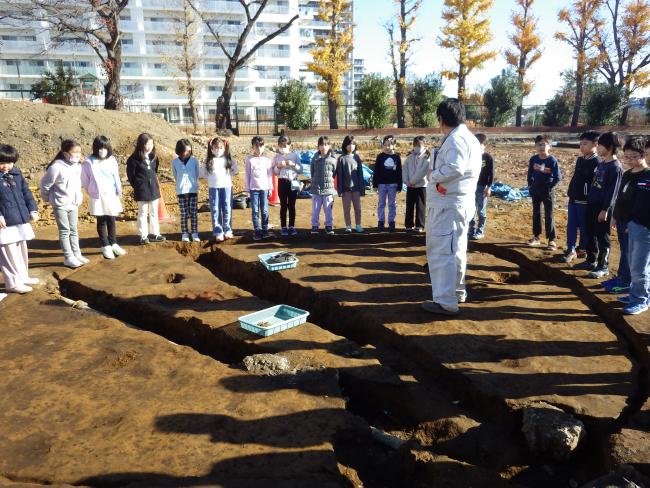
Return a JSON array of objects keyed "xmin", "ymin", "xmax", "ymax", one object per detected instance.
[
  {"xmin": 402, "ymin": 136, "xmax": 430, "ymax": 232},
  {"xmin": 201, "ymin": 137, "xmax": 238, "ymax": 242}
]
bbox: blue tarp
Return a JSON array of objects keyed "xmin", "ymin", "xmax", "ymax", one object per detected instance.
[
  {"xmin": 490, "ymin": 182, "xmax": 530, "ymax": 201},
  {"xmin": 298, "ymin": 151, "xmax": 374, "ymax": 186}
]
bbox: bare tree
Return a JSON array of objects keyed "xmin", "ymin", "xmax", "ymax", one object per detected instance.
[
  {"xmin": 188, "ymin": 0, "xmax": 299, "ymax": 130},
  {"xmin": 595, "ymin": 0, "xmax": 650, "ymax": 124},
  {"xmin": 2, "ymin": 0, "xmax": 129, "ymax": 110},
  {"xmin": 163, "ymin": 0, "xmax": 202, "ymax": 132},
  {"xmin": 384, "ymin": 0, "xmax": 421, "ymax": 128}
]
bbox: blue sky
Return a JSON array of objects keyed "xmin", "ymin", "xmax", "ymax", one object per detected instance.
[{"xmin": 352, "ymin": 0, "xmax": 594, "ymax": 104}]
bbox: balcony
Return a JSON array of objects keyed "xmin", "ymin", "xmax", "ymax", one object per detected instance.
[
  {"xmin": 203, "ymin": 1, "xmax": 242, "ymax": 14},
  {"xmin": 121, "ymin": 65, "xmax": 144, "ymax": 76},
  {"xmin": 143, "ymin": 21, "xmax": 180, "ymax": 33},
  {"xmin": 141, "ymin": 0, "xmax": 182, "ymax": 8},
  {"xmin": 0, "ymin": 39, "xmax": 42, "ymax": 53},
  {"xmin": 256, "ymin": 49, "xmax": 290, "ymax": 59},
  {"xmin": 120, "ymin": 20, "xmax": 138, "ymax": 32}
]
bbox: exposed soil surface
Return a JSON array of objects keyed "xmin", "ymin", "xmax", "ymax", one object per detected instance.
[{"xmin": 2, "ymin": 100, "xmax": 649, "ymax": 487}]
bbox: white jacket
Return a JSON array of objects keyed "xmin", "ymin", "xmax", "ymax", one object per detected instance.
[
  {"xmin": 402, "ymin": 151, "xmax": 430, "ymax": 188},
  {"xmin": 200, "ymin": 157, "xmax": 239, "ymax": 189},
  {"xmin": 427, "ymin": 124, "xmax": 482, "ymax": 208},
  {"xmin": 40, "ymin": 159, "xmax": 83, "ymax": 208}
]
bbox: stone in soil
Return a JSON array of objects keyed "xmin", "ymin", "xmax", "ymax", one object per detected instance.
[{"xmin": 0, "ymin": 292, "xmax": 358, "ymax": 486}]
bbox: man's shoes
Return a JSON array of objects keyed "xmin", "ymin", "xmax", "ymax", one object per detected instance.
[{"xmin": 421, "ymin": 300, "xmax": 459, "ymax": 316}]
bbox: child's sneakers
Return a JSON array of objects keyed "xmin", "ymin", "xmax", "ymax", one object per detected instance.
[
  {"xmin": 153, "ymin": 235, "xmax": 166, "ymax": 242},
  {"xmin": 473, "ymin": 232, "xmax": 484, "ymax": 240},
  {"xmin": 547, "ymin": 240, "xmax": 557, "ymax": 250},
  {"xmin": 609, "ymin": 285, "xmax": 630, "ymax": 294},
  {"xmin": 388, "ymin": 222, "xmax": 396, "ymax": 232},
  {"xmin": 574, "ymin": 260, "xmax": 596, "ymax": 271},
  {"xmin": 101, "ymin": 246, "xmax": 115, "ymax": 259},
  {"xmin": 405, "ymin": 227, "xmax": 414, "ymax": 232},
  {"xmin": 224, "ymin": 231, "xmax": 234, "ymax": 239},
  {"xmin": 289, "ymin": 227, "xmax": 298, "ymax": 236},
  {"xmin": 311, "ymin": 226, "xmax": 319, "ymax": 234},
  {"xmin": 355, "ymin": 224, "xmax": 364, "ymax": 233},
  {"xmin": 112, "ymin": 243, "xmax": 127, "ymax": 256},
  {"xmin": 262, "ymin": 230, "xmax": 272, "ymax": 239},
  {"xmin": 325, "ymin": 226, "xmax": 334, "ymax": 235},
  {"xmin": 191, "ymin": 233, "xmax": 200, "ymax": 242},
  {"xmin": 214, "ymin": 234, "xmax": 225, "ymax": 242},
  {"xmin": 527, "ymin": 236, "xmax": 541, "ymax": 246},
  {"xmin": 140, "ymin": 236, "xmax": 150, "ymax": 245},
  {"xmin": 602, "ymin": 276, "xmax": 621, "ymax": 290},
  {"xmin": 253, "ymin": 230, "xmax": 262, "ymax": 241},
  {"xmin": 75, "ymin": 254, "xmax": 90, "ymax": 265},
  {"xmin": 7, "ymin": 284, "xmax": 32, "ymax": 294},
  {"xmin": 345, "ymin": 226, "xmax": 352, "ymax": 233},
  {"xmin": 415, "ymin": 227, "xmax": 424, "ymax": 233},
  {"xmin": 64, "ymin": 256, "xmax": 83, "ymax": 268},
  {"xmin": 181, "ymin": 233, "xmax": 190, "ymax": 242},
  {"xmin": 281, "ymin": 227, "xmax": 289, "ymax": 237},
  {"xmin": 588, "ymin": 267, "xmax": 609, "ymax": 279},
  {"xmin": 576, "ymin": 249, "xmax": 587, "ymax": 259},
  {"xmin": 562, "ymin": 249, "xmax": 577, "ymax": 263},
  {"xmin": 377, "ymin": 221, "xmax": 385, "ymax": 231},
  {"xmin": 623, "ymin": 302, "xmax": 649, "ymax": 315}
]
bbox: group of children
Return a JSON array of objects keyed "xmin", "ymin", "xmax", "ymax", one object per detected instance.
[{"xmin": 527, "ymin": 131, "xmax": 650, "ymax": 315}]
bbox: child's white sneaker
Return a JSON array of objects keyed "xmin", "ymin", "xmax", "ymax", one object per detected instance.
[
  {"xmin": 64, "ymin": 257, "xmax": 83, "ymax": 268},
  {"xmin": 191, "ymin": 233, "xmax": 200, "ymax": 242},
  {"xmin": 345, "ymin": 226, "xmax": 352, "ymax": 233},
  {"xmin": 355, "ymin": 224, "xmax": 364, "ymax": 233},
  {"xmin": 181, "ymin": 233, "xmax": 190, "ymax": 242},
  {"xmin": 102, "ymin": 246, "xmax": 115, "ymax": 259},
  {"xmin": 224, "ymin": 231, "xmax": 234, "ymax": 239},
  {"xmin": 111, "ymin": 243, "xmax": 127, "ymax": 256},
  {"xmin": 75, "ymin": 254, "xmax": 90, "ymax": 265}
]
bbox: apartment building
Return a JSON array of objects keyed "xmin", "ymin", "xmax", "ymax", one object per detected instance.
[{"xmin": 0, "ymin": 0, "xmax": 357, "ymax": 123}]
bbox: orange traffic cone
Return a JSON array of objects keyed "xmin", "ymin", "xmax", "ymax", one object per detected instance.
[
  {"xmin": 157, "ymin": 178, "xmax": 174, "ymax": 223},
  {"xmin": 268, "ymin": 175, "xmax": 280, "ymax": 206}
]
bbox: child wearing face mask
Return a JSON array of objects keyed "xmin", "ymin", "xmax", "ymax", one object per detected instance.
[
  {"xmin": 273, "ymin": 135, "xmax": 302, "ymax": 236},
  {"xmin": 127, "ymin": 133, "xmax": 166, "ymax": 245},
  {"xmin": 201, "ymin": 136, "xmax": 238, "ymax": 242},
  {"xmin": 40, "ymin": 139, "xmax": 88, "ymax": 268},
  {"xmin": 0, "ymin": 144, "xmax": 40, "ymax": 294},
  {"xmin": 81, "ymin": 135, "xmax": 126, "ymax": 260},
  {"xmin": 402, "ymin": 136, "xmax": 430, "ymax": 232},
  {"xmin": 310, "ymin": 136, "xmax": 338, "ymax": 235},
  {"xmin": 172, "ymin": 138, "xmax": 200, "ymax": 242}
]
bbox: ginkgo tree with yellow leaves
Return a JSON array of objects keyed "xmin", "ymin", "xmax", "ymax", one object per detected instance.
[
  {"xmin": 555, "ymin": 0, "xmax": 604, "ymax": 127},
  {"xmin": 308, "ymin": 0, "xmax": 353, "ymax": 129},
  {"xmin": 504, "ymin": 0, "xmax": 543, "ymax": 127},
  {"xmin": 437, "ymin": 0, "xmax": 497, "ymax": 102}
]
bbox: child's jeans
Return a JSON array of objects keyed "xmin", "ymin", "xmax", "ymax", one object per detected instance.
[
  {"xmin": 53, "ymin": 205, "xmax": 81, "ymax": 259},
  {"xmin": 278, "ymin": 178, "xmax": 298, "ymax": 228},
  {"xmin": 250, "ymin": 190, "xmax": 269, "ymax": 231},
  {"xmin": 341, "ymin": 191, "xmax": 361, "ymax": 227},
  {"xmin": 567, "ymin": 200, "xmax": 588, "ymax": 251},
  {"xmin": 405, "ymin": 187, "xmax": 426, "ymax": 229},
  {"xmin": 137, "ymin": 200, "xmax": 160, "ymax": 238},
  {"xmin": 627, "ymin": 221, "xmax": 650, "ymax": 306},
  {"xmin": 468, "ymin": 185, "xmax": 488, "ymax": 235},
  {"xmin": 311, "ymin": 194, "xmax": 334, "ymax": 227},
  {"xmin": 209, "ymin": 187, "xmax": 232, "ymax": 237},
  {"xmin": 0, "ymin": 240, "xmax": 29, "ymax": 289},
  {"xmin": 178, "ymin": 193, "xmax": 198, "ymax": 235},
  {"xmin": 616, "ymin": 220, "xmax": 631, "ymax": 286},
  {"xmin": 378, "ymin": 183, "xmax": 398, "ymax": 224},
  {"xmin": 530, "ymin": 184, "xmax": 556, "ymax": 240}
]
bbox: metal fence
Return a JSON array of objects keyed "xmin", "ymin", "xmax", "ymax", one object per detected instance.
[{"xmin": 2, "ymin": 90, "xmax": 648, "ymax": 134}]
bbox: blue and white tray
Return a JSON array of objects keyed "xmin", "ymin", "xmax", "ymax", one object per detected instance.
[
  {"xmin": 238, "ymin": 304, "xmax": 309, "ymax": 337},
  {"xmin": 258, "ymin": 251, "xmax": 299, "ymax": 271}
]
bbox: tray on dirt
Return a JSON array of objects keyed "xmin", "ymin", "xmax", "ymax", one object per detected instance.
[
  {"xmin": 238, "ymin": 304, "xmax": 309, "ymax": 337},
  {"xmin": 258, "ymin": 251, "xmax": 299, "ymax": 271}
]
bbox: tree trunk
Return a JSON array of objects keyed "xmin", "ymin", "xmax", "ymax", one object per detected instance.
[
  {"xmin": 217, "ymin": 67, "xmax": 236, "ymax": 130},
  {"xmin": 188, "ymin": 85, "xmax": 199, "ymax": 133},
  {"xmin": 328, "ymin": 97, "xmax": 338, "ymax": 129},
  {"xmin": 396, "ymin": 82, "xmax": 405, "ymax": 128},
  {"xmin": 104, "ymin": 43, "xmax": 122, "ymax": 110},
  {"xmin": 571, "ymin": 64, "xmax": 583, "ymax": 127},
  {"xmin": 457, "ymin": 63, "xmax": 465, "ymax": 102},
  {"xmin": 619, "ymin": 92, "xmax": 630, "ymax": 125},
  {"xmin": 516, "ymin": 105, "xmax": 523, "ymax": 126}
]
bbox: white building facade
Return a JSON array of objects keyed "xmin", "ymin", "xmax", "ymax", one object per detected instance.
[{"xmin": 0, "ymin": 0, "xmax": 357, "ymax": 125}]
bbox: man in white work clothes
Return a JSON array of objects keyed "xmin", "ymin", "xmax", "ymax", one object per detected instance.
[{"xmin": 423, "ymin": 99, "xmax": 482, "ymax": 315}]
